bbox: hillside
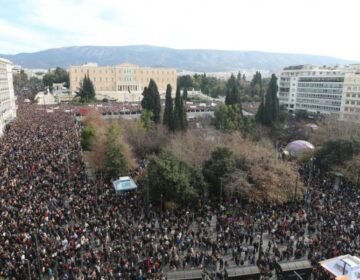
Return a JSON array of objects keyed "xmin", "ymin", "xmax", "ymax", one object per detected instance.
[{"xmin": 1, "ymin": 45, "xmax": 356, "ymax": 72}]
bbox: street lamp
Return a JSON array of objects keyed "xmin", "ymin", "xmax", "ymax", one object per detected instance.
[{"xmin": 258, "ymin": 223, "xmax": 264, "ymax": 261}]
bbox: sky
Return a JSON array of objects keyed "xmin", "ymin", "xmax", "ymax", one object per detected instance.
[{"xmin": 0, "ymin": 0, "xmax": 360, "ymax": 61}]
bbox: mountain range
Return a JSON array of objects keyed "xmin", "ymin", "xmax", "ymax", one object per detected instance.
[{"xmin": 1, "ymin": 45, "xmax": 357, "ymax": 72}]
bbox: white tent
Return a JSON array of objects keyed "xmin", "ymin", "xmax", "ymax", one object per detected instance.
[
  {"xmin": 113, "ymin": 176, "xmax": 137, "ymax": 193},
  {"xmin": 319, "ymin": 255, "xmax": 360, "ymax": 280}
]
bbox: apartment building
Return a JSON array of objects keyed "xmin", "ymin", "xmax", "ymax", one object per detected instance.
[
  {"xmin": 278, "ymin": 64, "xmax": 360, "ymax": 122},
  {"xmin": 69, "ymin": 63, "xmax": 177, "ymax": 102},
  {"xmin": 340, "ymin": 72, "xmax": 360, "ymax": 122},
  {"xmin": 0, "ymin": 58, "xmax": 16, "ymax": 136}
]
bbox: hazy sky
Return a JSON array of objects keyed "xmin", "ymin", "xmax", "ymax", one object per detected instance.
[{"xmin": 1, "ymin": 0, "xmax": 359, "ymax": 60}]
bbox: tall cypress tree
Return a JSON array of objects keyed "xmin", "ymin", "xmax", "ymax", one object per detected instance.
[
  {"xmin": 141, "ymin": 79, "xmax": 161, "ymax": 124},
  {"xmin": 76, "ymin": 75, "xmax": 96, "ymax": 102},
  {"xmin": 173, "ymin": 86, "xmax": 187, "ymax": 132},
  {"xmin": 256, "ymin": 74, "xmax": 279, "ymax": 126},
  {"xmin": 163, "ymin": 84, "xmax": 174, "ymax": 131},
  {"xmin": 225, "ymin": 74, "xmax": 241, "ymax": 106},
  {"xmin": 183, "ymin": 88, "xmax": 188, "ymax": 101}
]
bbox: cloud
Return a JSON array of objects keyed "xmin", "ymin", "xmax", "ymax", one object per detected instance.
[{"xmin": 1, "ymin": 0, "xmax": 360, "ymax": 61}]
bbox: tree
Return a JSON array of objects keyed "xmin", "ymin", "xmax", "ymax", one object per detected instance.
[
  {"xmin": 314, "ymin": 139, "xmax": 358, "ymax": 171},
  {"xmin": 183, "ymin": 87, "xmax": 188, "ymax": 101},
  {"xmin": 163, "ymin": 84, "xmax": 174, "ymax": 131},
  {"xmin": 256, "ymin": 74, "xmax": 280, "ymax": 126},
  {"xmin": 249, "ymin": 71, "xmax": 263, "ymax": 97},
  {"xmin": 43, "ymin": 67, "xmax": 69, "ymax": 89},
  {"xmin": 140, "ymin": 109, "xmax": 154, "ymax": 131},
  {"xmin": 147, "ymin": 151, "xmax": 203, "ymax": 205},
  {"xmin": 178, "ymin": 75, "xmax": 193, "ymax": 89},
  {"xmin": 173, "ymin": 86, "xmax": 188, "ymax": 132},
  {"xmin": 141, "ymin": 79, "xmax": 161, "ymax": 124},
  {"xmin": 225, "ymin": 74, "xmax": 241, "ymax": 106},
  {"xmin": 213, "ymin": 104, "xmax": 244, "ymax": 131},
  {"xmin": 103, "ymin": 123, "xmax": 127, "ymax": 180},
  {"xmin": 202, "ymin": 146, "xmax": 236, "ymax": 198},
  {"xmin": 76, "ymin": 75, "xmax": 96, "ymax": 102},
  {"xmin": 80, "ymin": 124, "xmax": 96, "ymax": 150}
]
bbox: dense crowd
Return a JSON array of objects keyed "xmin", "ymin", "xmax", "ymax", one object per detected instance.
[{"xmin": 0, "ymin": 103, "xmax": 359, "ymax": 280}]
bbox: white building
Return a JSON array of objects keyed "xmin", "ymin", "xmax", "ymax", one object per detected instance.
[
  {"xmin": 0, "ymin": 58, "xmax": 16, "ymax": 136},
  {"xmin": 278, "ymin": 65, "xmax": 360, "ymax": 122},
  {"xmin": 278, "ymin": 65, "xmax": 348, "ymax": 114}
]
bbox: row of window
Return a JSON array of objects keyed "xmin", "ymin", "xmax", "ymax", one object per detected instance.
[
  {"xmin": 297, "ymin": 103, "xmax": 341, "ymax": 111},
  {"xmin": 73, "ymin": 68, "xmax": 175, "ymax": 75},
  {"xmin": 297, "ymin": 88, "xmax": 342, "ymax": 95},
  {"xmin": 118, "ymin": 85, "xmax": 139, "ymax": 91},
  {"xmin": 298, "ymin": 77, "xmax": 344, "ymax": 83},
  {"xmin": 297, "ymin": 99, "xmax": 341, "ymax": 106},
  {"xmin": 344, "ymin": 100, "xmax": 360, "ymax": 105},
  {"xmin": 297, "ymin": 93, "xmax": 341, "ymax": 100},
  {"xmin": 346, "ymin": 93, "xmax": 360, "ymax": 98},
  {"xmin": 344, "ymin": 107, "xmax": 360, "ymax": 113},
  {"xmin": 297, "ymin": 82, "xmax": 343, "ymax": 88}
]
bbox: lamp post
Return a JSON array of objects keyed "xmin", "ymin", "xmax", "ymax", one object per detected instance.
[
  {"xmin": 220, "ymin": 178, "xmax": 223, "ymax": 203},
  {"xmin": 294, "ymin": 175, "xmax": 298, "ymax": 203},
  {"xmin": 258, "ymin": 223, "xmax": 264, "ymax": 261},
  {"xmin": 24, "ymin": 258, "xmax": 31, "ymax": 280}
]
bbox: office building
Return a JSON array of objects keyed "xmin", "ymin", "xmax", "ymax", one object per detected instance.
[
  {"xmin": 0, "ymin": 58, "xmax": 16, "ymax": 136},
  {"xmin": 69, "ymin": 63, "xmax": 177, "ymax": 102},
  {"xmin": 278, "ymin": 64, "xmax": 360, "ymax": 122}
]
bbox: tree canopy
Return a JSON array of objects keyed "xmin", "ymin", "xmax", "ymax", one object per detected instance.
[
  {"xmin": 141, "ymin": 79, "xmax": 161, "ymax": 124},
  {"xmin": 202, "ymin": 146, "xmax": 236, "ymax": 198},
  {"xmin": 147, "ymin": 151, "xmax": 204, "ymax": 205},
  {"xmin": 43, "ymin": 67, "xmax": 69, "ymax": 89},
  {"xmin": 256, "ymin": 74, "xmax": 280, "ymax": 126},
  {"xmin": 173, "ymin": 86, "xmax": 188, "ymax": 132},
  {"xmin": 314, "ymin": 139, "xmax": 358, "ymax": 171},
  {"xmin": 225, "ymin": 74, "xmax": 241, "ymax": 106},
  {"xmin": 76, "ymin": 75, "xmax": 96, "ymax": 102},
  {"xmin": 163, "ymin": 84, "xmax": 174, "ymax": 131}
]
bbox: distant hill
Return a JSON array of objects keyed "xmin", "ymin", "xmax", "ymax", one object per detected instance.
[{"xmin": 1, "ymin": 45, "xmax": 356, "ymax": 72}]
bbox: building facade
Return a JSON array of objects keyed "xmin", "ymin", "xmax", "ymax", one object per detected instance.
[
  {"xmin": 340, "ymin": 72, "xmax": 360, "ymax": 122},
  {"xmin": 278, "ymin": 64, "xmax": 360, "ymax": 122},
  {"xmin": 0, "ymin": 58, "xmax": 16, "ymax": 136},
  {"xmin": 69, "ymin": 63, "xmax": 177, "ymax": 101}
]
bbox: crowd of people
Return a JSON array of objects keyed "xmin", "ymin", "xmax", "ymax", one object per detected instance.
[{"xmin": 0, "ymin": 102, "xmax": 360, "ymax": 280}]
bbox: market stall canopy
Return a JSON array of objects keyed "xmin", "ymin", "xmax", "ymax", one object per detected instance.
[
  {"xmin": 113, "ymin": 176, "xmax": 137, "ymax": 192},
  {"xmin": 319, "ymin": 255, "xmax": 360, "ymax": 280},
  {"xmin": 284, "ymin": 140, "xmax": 315, "ymax": 161}
]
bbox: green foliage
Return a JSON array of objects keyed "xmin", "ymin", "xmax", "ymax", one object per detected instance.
[
  {"xmin": 13, "ymin": 70, "xmax": 44, "ymax": 99},
  {"xmin": 147, "ymin": 151, "xmax": 203, "ymax": 205},
  {"xmin": 80, "ymin": 124, "xmax": 96, "ymax": 150},
  {"xmin": 225, "ymin": 74, "xmax": 241, "ymax": 106},
  {"xmin": 104, "ymin": 146, "xmax": 127, "ymax": 181},
  {"xmin": 183, "ymin": 88, "xmax": 188, "ymax": 101},
  {"xmin": 140, "ymin": 109, "xmax": 154, "ymax": 131},
  {"xmin": 163, "ymin": 84, "xmax": 174, "ymax": 131},
  {"xmin": 256, "ymin": 74, "xmax": 280, "ymax": 127},
  {"xmin": 249, "ymin": 71, "xmax": 263, "ymax": 97},
  {"xmin": 178, "ymin": 75, "xmax": 193, "ymax": 89},
  {"xmin": 104, "ymin": 123, "xmax": 127, "ymax": 180},
  {"xmin": 43, "ymin": 67, "xmax": 69, "ymax": 88},
  {"xmin": 173, "ymin": 86, "xmax": 188, "ymax": 132},
  {"xmin": 141, "ymin": 79, "xmax": 161, "ymax": 124},
  {"xmin": 314, "ymin": 139, "xmax": 358, "ymax": 171},
  {"xmin": 202, "ymin": 146, "xmax": 236, "ymax": 197},
  {"xmin": 213, "ymin": 104, "xmax": 244, "ymax": 131},
  {"xmin": 295, "ymin": 109, "xmax": 309, "ymax": 120},
  {"xmin": 76, "ymin": 75, "xmax": 96, "ymax": 103}
]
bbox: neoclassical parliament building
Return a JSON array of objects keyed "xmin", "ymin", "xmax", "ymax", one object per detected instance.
[{"xmin": 69, "ymin": 63, "xmax": 177, "ymax": 101}]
